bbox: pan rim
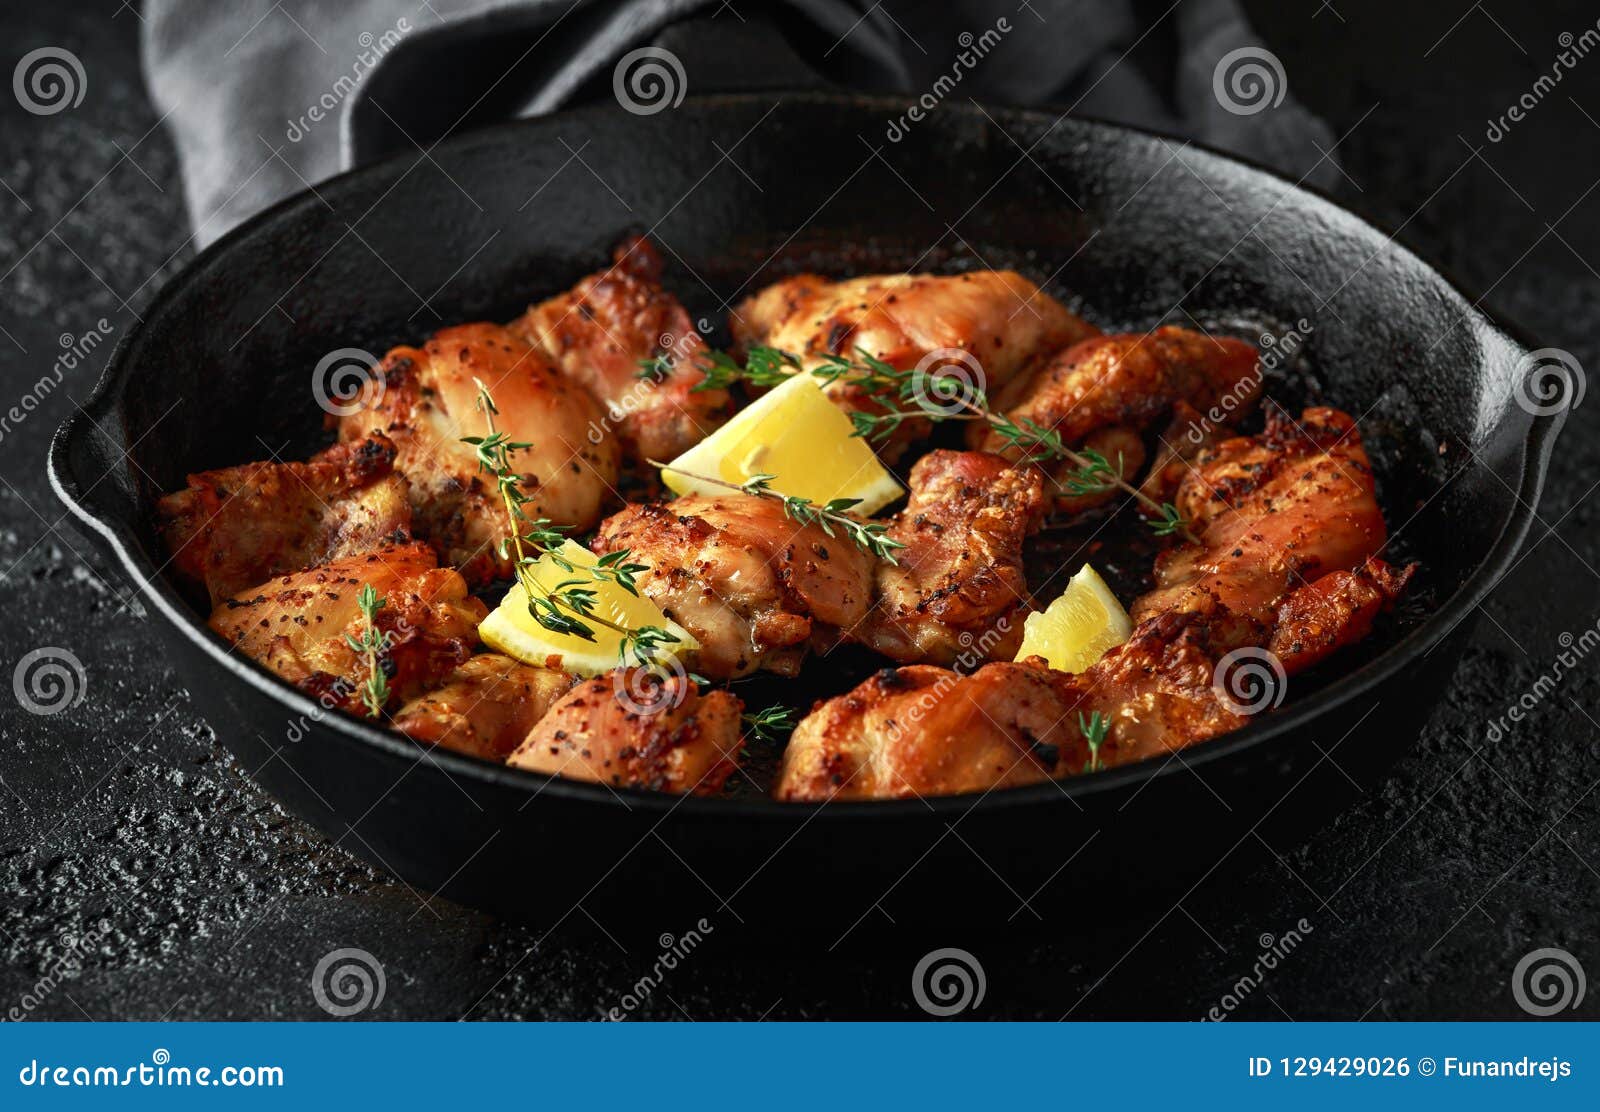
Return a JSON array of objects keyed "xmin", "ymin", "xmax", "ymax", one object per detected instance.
[{"xmin": 48, "ymin": 91, "xmax": 1563, "ymax": 822}]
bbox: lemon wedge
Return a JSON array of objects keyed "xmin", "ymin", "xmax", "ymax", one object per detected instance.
[
  {"xmin": 479, "ymin": 540, "xmax": 696, "ymax": 675},
  {"xmin": 661, "ymin": 370, "xmax": 904, "ymax": 515},
  {"xmin": 1016, "ymin": 564, "xmax": 1133, "ymax": 673}
]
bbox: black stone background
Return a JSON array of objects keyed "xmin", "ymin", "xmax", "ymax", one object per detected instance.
[{"xmin": 0, "ymin": 0, "xmax": 1597, "ymax": 1020}]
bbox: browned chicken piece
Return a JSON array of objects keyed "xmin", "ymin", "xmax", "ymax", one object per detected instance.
[
  {"xmin": 1058, "ymin": 611, "xmax": 1249, "ymax": 770},
  {"xmin": 859, "ymin": 450, "xmax": 1047, "ymax": 665},
  {"xmin": 507, "ymin": 670, "xmax": 743, "ymax": 794},
  {"xmin": 209, "ymin": 542, "xmax": 485, "ymax": 716},
  {"xmin": 591, "ymin": 495, "xmax": 875, "ymax": 679},
  {"xmin": 982, "ymin": 326, "xmax": 1262, "ymax": 448},
  {"xmin": 775, "ymin": 623, "xmax": 1247, "ymax": 802},
  {"xmin": 1053, "ymin": 408, "xmax": 1412, "ymax": 767},
  {"xmin": 1134, "ymin": 405, "xmax": 1410, "ymax": 629},
  {"xmin": 976, "ymin": 327, "xmax": 1261, "ymax": 509},
  {"xmin": 777, "ymin": 405, "xmax": 1414, "ymax": 801},
  {"xmin": 512, "ymin": 237, "xmax": 731, "ymax": 462},
  {"xmin": 392, "ymin": 653, "xmax": 577, "ymax": 761},
  {"xmin": 590, "ymin": 450, "xmax": 1045, "ymax": 678},
  {"xmin": 1267, "ymin": 558, "xmax": 1413, "ymax": 675},
  {"xmin": 733, "ymin": 269, "xmax": 1098, "ymax": 459},
  {"xmin": 339, "ymin": 322, "xmax": 620, "ymax": 585},
  {"xmin": 775, "ymin": 662, "xmax": 1079, "ymax": 801},
  {"xmin": 157, "ymin": 434, "xmax": 410, "ymax": 607}
]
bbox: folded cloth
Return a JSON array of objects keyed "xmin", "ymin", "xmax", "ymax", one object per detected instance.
[{"xmin": 142, "ymin": 0, "xmax": 1337, "ymax": 247}]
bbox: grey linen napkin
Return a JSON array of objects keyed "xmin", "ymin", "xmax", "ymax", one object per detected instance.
[{"xmin": 142, "ymin": 0, "xmax": 1337, "ymax": 247}]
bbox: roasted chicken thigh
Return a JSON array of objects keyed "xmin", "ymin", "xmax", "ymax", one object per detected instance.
[
  {"xmin": 513, "ymin": 237, "xmax": 731, "ymax": 462},
  {"xmin": 208, "ymin": 542, "xmax": 485, "ymax": 716},
  {"xmin": 733, "ymin": 269, "xmax": 1098, "ymax": 458},
  {"xmin": 591, "ymin": 493, "xmax": 876, "ymax": 679},
  {"xmin": 339, "ymin": 322, "xmax": 620, "ymax": 584},
  {"xmin": 591, "ymin": 450, "xmax": 1046, "ymax": 679},
  {"xmin": 976, "ymin": 326, "xmax": 1262, "ymax": 511},
  {"xmin": 507, "ymin": 670, "xmax": 744, "ymax": 794},
  {"xmin": 157, "ymin": 433, "xmax": 410, "ymax": 607},
  {"xmin": 392, "ymin": 653, "xmax": 577, "ymax": 761},
  {"xmin": 861, "ymin": 450, "xmax": 1047, "ymax": 664}
]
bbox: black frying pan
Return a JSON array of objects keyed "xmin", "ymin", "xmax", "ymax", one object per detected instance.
[{"xmin": 48, "ymin": 95, "xmax": 1561, "ymax": 930}]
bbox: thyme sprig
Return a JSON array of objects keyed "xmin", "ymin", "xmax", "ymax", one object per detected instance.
[
  {"xmin": 1079, "ymin": 710, "xmax": 1109, "ymax": 773},
  {"xmin": 648, "ymin": 462, "xmax": 908, "ymax": 564},
  {"xmin": 464, "ymin": 380, "xmax": 680, "ymax": 668},
  {"xmin": 344, "ymin": 583, "xmax": 390, "ymax": 717},
  {"xmin": 654, "ymin": 344, "xmax": 1197, "ymax": 543},
  {"xmin": 742, "ymin": 704, "xmax": 797, "ymax": 743}
]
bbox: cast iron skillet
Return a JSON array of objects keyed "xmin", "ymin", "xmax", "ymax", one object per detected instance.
[{"xmin": 50, "ymin": 95, "xmax": 1561, "ymax": 931}]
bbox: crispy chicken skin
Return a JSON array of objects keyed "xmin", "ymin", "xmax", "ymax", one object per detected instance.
[
  {"xmin": 591, "ymin": 450, "xmax": 1044, "ymax": 678},
  {"xmin": 775, "ymin": 662, "xmax": 1078, "ymax": 801},
  {"xmin": 1268, "ymin": 558, "xmax": 1413, "ymax": 674},
  {"xmin": 775, "ymin": 632, "xmax": 1247, "ymax": 802},
  {"xmin": 157, "ymin": 434, "xmax": 410, "ymax": 607},
  {"xmin": 591, "ymin": 495, "xmax": 875, "ymax": 679},
  {"xmin": 977, "ymin": 327, "xmax": 1260, "ymax": 509},
  {"xmin": 513, "ymin": 237, "xmax": 731, "ymax": 462},
  {"xmin": 1134, "ymin": 405, "xmax": 1409, "ymax": 628},
  {"xmin": 392, "ymin": 653, "xmax": 577, "ymax": 761},
  {"xmin": 339, "ymin": 322, "xmax": 620, "ymax": 584},
  {"xmin": 862, "ymin": 450, "xmax": 1047, "ymax": 664},
  {"xmin": 733, "ymin": 270, "xmax": 1098, "ymax": 458},
  {"xmin": 209, "ymin": 543, "xmax": 485, "ymax": 716},
  {"xmin": 507, "ymin": 670, "xmax": 743, "ymax": 794},
  {"xmin": 983, "ymin": 327, "xmax": 1261, "ymax": 448},
  {"xmin": 777, "ymin": 406, "xmax": 1413, "ymax": 801}
]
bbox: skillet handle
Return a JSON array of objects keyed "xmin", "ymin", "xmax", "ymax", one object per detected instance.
[{"xmin": 46, "ymin": 380, "xmax": 146, "ymax": 587}]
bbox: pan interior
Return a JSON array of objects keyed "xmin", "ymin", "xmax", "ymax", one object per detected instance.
[{"xmin": 93, "ymin": 95, "xmax": 1529, "ymax": 798}]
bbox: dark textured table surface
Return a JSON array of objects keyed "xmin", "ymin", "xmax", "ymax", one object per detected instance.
[{"xmin": 2, "ymin": 1, "xmax": 1597, "ymax": 1020}]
